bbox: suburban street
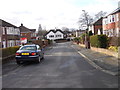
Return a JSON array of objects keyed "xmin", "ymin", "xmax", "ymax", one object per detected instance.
[{"xmin": 2, "ymin": 42, "xmax": 118, "ymax": 88}]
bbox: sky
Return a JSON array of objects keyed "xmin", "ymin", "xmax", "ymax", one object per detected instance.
[{"xmin": 0, "ymin": 0, "xmax": 119, "ymax": 30}]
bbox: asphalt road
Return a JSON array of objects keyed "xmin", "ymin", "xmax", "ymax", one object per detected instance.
[{"xmin": 2, "ymin": 42, "xmax": 118, "ymax": 88}]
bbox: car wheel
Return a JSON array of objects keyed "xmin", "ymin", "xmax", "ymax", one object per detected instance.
[
  {"xmin": 37, "ymin": 56, "xmax": 41, "ymax": 63},
  {"xmin": 42, "ymin": 55, "xmax": 44, "ymax": 60},
  {"xmin": 16, "ymin": 60, "xmax": 21, "ymax": 65}
]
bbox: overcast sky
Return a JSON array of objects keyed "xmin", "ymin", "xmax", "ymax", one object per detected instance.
[{"xmin": 0, "ymin": 0, "xmax": 119, "ymax": 30}]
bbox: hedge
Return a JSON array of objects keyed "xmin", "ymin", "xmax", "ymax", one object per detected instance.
[
  {"xmin": 90, "ymin": 35, "xmax": 108, "ymax": 48},
  {"xmin": 2, "ymin": 46, "xmax": 20, "ymax": 58}
]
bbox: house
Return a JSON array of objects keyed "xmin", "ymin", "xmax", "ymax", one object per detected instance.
[
  {"xmin": 45, "ymin": 29, "xmax": 64, "ymax": 40},
  {"xmin": 103, "ymin": 6, "xmax": 120, "ymax": 37},
  {"xmin": 19, "ymin": 24, "xmax": 37, "ymax": 44},
  {"xmin": 0, "ymin": 19, "xmax": 21, "ymax": 48},
  {"xmin": 89, "ymin": 17, "xmax": 103, "ymax": 35}
]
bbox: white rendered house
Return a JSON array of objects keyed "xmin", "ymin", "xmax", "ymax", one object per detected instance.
[{"xmin": 45, "ymin": 29, "xmax": 64, "ymax": 40}]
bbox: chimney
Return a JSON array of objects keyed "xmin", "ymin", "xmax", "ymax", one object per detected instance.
[{"xmin": 21, "ymin": 23, "xmax": 23, "ymax": 26}]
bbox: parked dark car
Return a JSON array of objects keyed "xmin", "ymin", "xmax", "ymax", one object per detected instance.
[{"xmin": 15, "ymin": 44, "xmax": 44, "ymax": 64}]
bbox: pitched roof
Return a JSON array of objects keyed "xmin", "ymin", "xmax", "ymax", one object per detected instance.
[
  {"xmin": 45, "ymin": 29, "xmax": 64, "ymax": 36},
  {"xmin": 92, "ymin": 17, "xmax": 103, "ymax": 25},
  {"xmin": 110, "ymin": 7, "xmax": 120, "ymax": 15},
  {"xmin": 0, "ymin": 19, "xmax": 18, "ymax": 28},
  {"xmin": 55, "ymin": 29, "xmax": 64, "ymax": 34},
  {"xmin": 19, "ymin": 24, "xmax": 36, "ymax": 33},
  {"xmin": 30, "ymin": 29, "xmax": 36, "ymax": 32}
]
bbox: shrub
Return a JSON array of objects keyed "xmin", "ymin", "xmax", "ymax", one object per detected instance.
[
  {"xmin": 90, "ymin": 35, "xmax": 108, "ymax": 48},
  {"xmin": 73, "ymin": 37, "xmax": 80, "ymax": 42},
  {"xmin": 2, "ymin": 46, "xmax": 20, "ymax": 58},
  {"xmin": 47, "ymin": 39, "xmax": 52, "ymax": 44},
  {"xmin": 88, "ymin": 31, "xmax": 93, "ymax": 36}
]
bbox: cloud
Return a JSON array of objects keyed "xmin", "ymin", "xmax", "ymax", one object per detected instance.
[{"xmin": 0, "ymin": 0, "xmax": 119, "ymax": 30}]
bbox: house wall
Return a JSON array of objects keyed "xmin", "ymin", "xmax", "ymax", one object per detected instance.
[
  {"xmin": 21, "ymin": 32, "xmax": 31, "ymax": 41},
  {"xmin": 2, "ymin": 26, "xmax": 20, "ymax": 48},
  {"xmin": 103, "ymin": 12, "xmax": 120, "ymax": 37},
  {"xmin": 0, "ymin": 26, "xmax": 2, "ymax": 48},
  {"xmin": 46, "ymin": 31, "xmax": 55, "ymax": 40},
  {"xmin": 93, "ymin": 25, "xmax": 102, "ymax": 35},
  {"xmin": 55, "ymin": 31, "xmax": 64, "ymax": 39},
  {"xmin": 46, "ymin": 31, "xmax": 64, "ymax": 40}
]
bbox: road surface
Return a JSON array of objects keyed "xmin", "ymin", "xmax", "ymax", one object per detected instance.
[{"xmin": 2, "ymin": 42, "xmax": 118, "ymax": 88}]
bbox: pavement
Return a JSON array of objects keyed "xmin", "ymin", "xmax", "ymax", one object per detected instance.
[{"xmin": 72, "ymin": 42, "xmax": 119, "ymax": 76}]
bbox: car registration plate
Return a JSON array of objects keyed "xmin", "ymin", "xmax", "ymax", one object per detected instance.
[{"xmin": 22, "ymin": 53, "xmax": 29, "ymax": 55}]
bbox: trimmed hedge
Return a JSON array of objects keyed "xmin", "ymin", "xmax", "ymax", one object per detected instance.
[
  {"xmin": 90, "ymin": 35, "xmax": 108, "ymax": 48},
  {"xmin": 2, "ymin": 46, "xmax": 20, "ymax": 58}
]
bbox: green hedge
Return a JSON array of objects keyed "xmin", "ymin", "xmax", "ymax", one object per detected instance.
[
  {"xmin": 90, "ymin": 35, "xmax": 108, "ymax": 48},
  {"xmin": 2, "ymin": 46, "xmax": 20, "ymax": 58}
]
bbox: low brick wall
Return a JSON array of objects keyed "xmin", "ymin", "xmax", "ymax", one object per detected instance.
[
  {"xmin": 91, "ymin": 47, "xmax": 118, "ymax": 58},
  {"xmin": 118, "ymin": 47, "xmax": 120, "ymax": 59},
  {"xmin": 79, "ymin": 43, "xmax": 118, "ymax": 59}
]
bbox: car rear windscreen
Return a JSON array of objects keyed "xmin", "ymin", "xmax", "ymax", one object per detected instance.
[{"xmin": 20, "ymin": 46, "xmax": 37, "ymax": 50}]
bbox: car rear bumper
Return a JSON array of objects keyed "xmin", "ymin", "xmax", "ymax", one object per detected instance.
[{"xmin": 16, "ymin": 55, "xmax": 39, "ymax": 61}]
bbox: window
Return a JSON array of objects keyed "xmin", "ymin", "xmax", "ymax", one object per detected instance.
[
  {"xmin": 56, "ymin": 35, "xmax": 62, "ymax": 37},
  {"xmin": 20, "ymin": 46, "xmax": 37, "ymax": 50},
  {"xmin": 49, "ymin": 35, "xmax": 54, "ymax": 38},
  {"xmin": 112, "ymin": 15, "xmax": 115, "ymax": 22}
]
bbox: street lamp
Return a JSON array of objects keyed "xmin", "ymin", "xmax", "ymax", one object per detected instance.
[{"xmin": 82, "ymin": 10, "xmax": 90, "ymax": 49}]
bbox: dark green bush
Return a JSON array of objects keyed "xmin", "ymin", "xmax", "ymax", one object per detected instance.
[
  {"xmin": 74, "ymin": 37, "xmax": 80, "ymax": 42},
  {"xmin": 2, "ymin": 46, "xmax": 20, "ymax": 58},
  {"xmin": 90, "ymin": 35, "xmax": 108, "ymax": 48},
  {"xmin": 88, "ymin": 31, "xmax": 93, "ymax": 36}
]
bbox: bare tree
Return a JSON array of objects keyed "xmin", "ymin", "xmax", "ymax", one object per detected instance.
[
  {"xmin": 78, "ymin": 10, "xmax": 93, "ymax": 30},
  {"xmin": 37, "ymin": 24, "xmax": 47, "ymax": 38},
  {"xmin": 94, "ymin": 11, "xmax": 107, "ymax": 20},
  {"xmin": 78, "ymin": 10, "xmax": 93, "ymax": 49},
  {"xmin": 61, "ymin": 27, "xmax": 69, "ymax": 31}
]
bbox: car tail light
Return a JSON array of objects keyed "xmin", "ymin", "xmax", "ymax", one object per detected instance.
[
  {"xmin": 31, "ymin": 52, "xmax": 37, "ymax": 56},
  {"xmin": 16, "ymin": 53, "xmax": 20, "ymax": 56}
]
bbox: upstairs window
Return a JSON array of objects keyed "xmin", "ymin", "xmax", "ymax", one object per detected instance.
[{"xmin": 49, "ymin": 35, "xmax": 54, "ymax": 38}]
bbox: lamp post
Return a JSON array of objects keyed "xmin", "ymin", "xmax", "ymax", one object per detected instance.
[{"xmin": 82, "ymin": 10, "xmax": 90, "ymax": 49}]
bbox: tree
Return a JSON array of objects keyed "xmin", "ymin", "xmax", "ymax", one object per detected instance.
[
  {"xmin": 61, "ymin": 27, "xmax": 69, "ymax": 31},
  {"xmin": 78, "ymin": 10, "xmax": 93, "ymax": 30},
  {"xmin": 78, "ymin": 10, "xmax": 93, "ymax": 49},
  {"xmin": 94, "ymin": 11, "xmax": 107, "ymax": 20},
  {"xmin": 37, "ymin": 24, "xmax": 47, "ymax": 38}
]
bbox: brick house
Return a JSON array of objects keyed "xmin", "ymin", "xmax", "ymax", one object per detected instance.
[
  {"xmin": 89, "ymin": 17, "xmax": 103, "ymax": 35},
  {"xmin": 103, "ymin": 7, "xmax": 120, "ymax": 37},
  {"xmin": 19, "ymin": 24, "xmax": 37, "ymax": 44},
  {"xmin": 0, "ymin": 19, "xmax": 21, "ymax": 48}
]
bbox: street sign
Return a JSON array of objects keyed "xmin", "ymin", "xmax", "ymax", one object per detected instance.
[{"xmin": 20, "ymin": 38, "xmax": 27, "ymax": 44}]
